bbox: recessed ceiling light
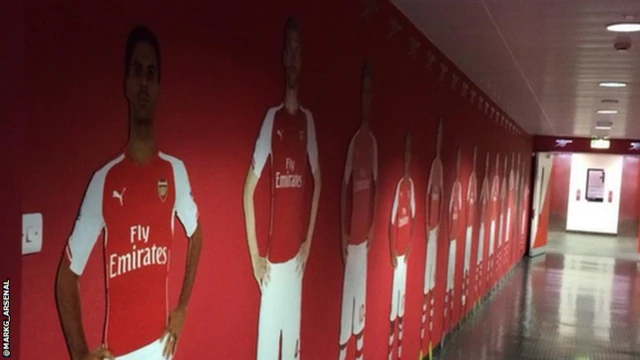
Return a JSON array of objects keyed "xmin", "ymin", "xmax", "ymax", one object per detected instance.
[
  {"xmin": 607, "ymin": 22, "xmax": 640, "ymax": 32},
  {"xmin": 597, "ymin": 109, "xmax": 618, "ymax": 114},
  {"xmin": 595, "ymin": 120, "xmax": 613, "ymax": 130},
  {"xmin": 599, "ymin": 81, "xmax": 627, "ymax": 88},
  {"xmin": 601, "ymin": 99, "xmax": 619, "ymax": 104}
]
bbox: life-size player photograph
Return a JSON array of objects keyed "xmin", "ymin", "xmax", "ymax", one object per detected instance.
[
  {"xmin": 55, "ymin": 26, "xmax": 204, "ymax": 360},
  {"xmin": 242, "ymin": 16, "xmax": 321, "ymax": 360},
  {"xmin": 498, "ymin": 156, "xmax": 508, "ymax": 278},
  {"xmin": 338, "ymin": 60, "xmax": 378, "ymax": 360},
  {"xmin": 462, "ymin": 146, "xmax": 478, "ymax": 315},
  {"xmin": 475, "ymin": 153, "xmax": 491, "ymax": 308},
  {"xmin": 443, "ymin": 149, "xmax": 462, "ymax": 341},
  {"xmin": 419, "ymin": 119, "xmax": 444, "ymax": 360},
  {"xmin": 519, "ymin": 161, "xmax": 530, "ymax": 255},
  {"xmin": 387, "ymin": 131, "xmax": 416, "ymax": 360},
  {"xmin": 489, "ymin": 153, "xmax": 501, "ymax": 288}
]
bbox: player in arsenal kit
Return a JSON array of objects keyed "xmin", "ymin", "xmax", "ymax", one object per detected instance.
[
  {"xmin": 419, "ymin": 119, "xmax": 444, "ymax": 359},
  {"xmin": 498, "ymin": 156, "xmax": 508, "ymax": 280},
  {"xmin": 504, "ymin": 154, "xmax": 515, "ymax": 272},
  {"xmin": 520, "ymin": 162, "xmax": 530, "ymax": 256},
  {"xmin": 338, "ymin": 61, "xmax": 378, "ymax": 360},
  {"xmin": 474, "ymin": 153, "xmax": 490, "ymax": 308},
  {"xmin": 387, "ymin": 132, "xmax": 416, "ymax": 360},
  {"xmin": 462, "ymin": 147, "xmax": 478, "ymax": 316},
  {"xmin": 510, "ymin": 154, "xmax": 520, "ymax": 268},
  {"xmin": 56, "ymin": 26, "xmax": 203, "ymax": 360},
  {"xmin": 243, "ymin": 17, "xmax": 322, "ymax": 360},
  {"xmin": 488, "ymin": 154, "xmax": 500, "ymax": 290},
  {"xmin": 443, "ymin": 149, "xmax": 462, "ymax": 338}
]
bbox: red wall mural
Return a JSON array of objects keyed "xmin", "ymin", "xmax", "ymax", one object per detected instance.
[{"xmin": 19, "ymin": 1, "xmax": 532, "ymax": 359}]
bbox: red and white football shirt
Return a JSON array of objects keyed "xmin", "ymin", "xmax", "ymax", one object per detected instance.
[
  {"xmin": 251, "ymin": 104, "xmax": 319, "ymax": 263},
  {"xmin": 391, "ymin": 177, "xmax": 416, "ymax": 256},
  {"xmin": 344, "ymin": 127, "xmax": 378, "ymax": 244},
  {"xmin": 521, "ymin": 184, "xmax": 530, "ymax": 237},
  {"xmin": 479, "ymin": 175, "xmax": 490, "ymax": 231},
  {"xmin": 500, "ymin": 168, "xmax": 508, "ymax": 246},
  {"xmin": 513, "ymin": 162, "xmax": 521, "ymax": 237},
  {"xmin": 466, "ymin": 174, "xmax": 478, "ymax": 229},
  {"xmin": 506, "ymin": 167, "xmax": 515, "ymax": 244},
  {"xmin": 66, "ymin": 151, "xmax": 199, "ymax": 356},
  {"xmin": 427, "ymin": 159, "xmax": 444, "ymax": 230},
  {"xmin": 490, "ymin": 172, "xmax": 500, "ymax": 254},
  {"xmin": 465, "ymin": 172, "xmax": 477, "ymax": 277},
  {"xmin": 477, "ymin": 173, "xmax": 490, "ymax": 263},
  {"xmin": 449, "ymin": 181, "xmax": 462, "ymax": 241}
]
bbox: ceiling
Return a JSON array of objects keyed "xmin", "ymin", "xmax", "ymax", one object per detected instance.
[{"xmin": 392, "ymin": 0, "xmax": 640, "ymax": 139}]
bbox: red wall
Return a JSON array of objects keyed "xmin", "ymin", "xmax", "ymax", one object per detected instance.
[
  {"xmin": 0, "ymin": 1, "xmax": 24, "ymax": 358},
  {"xmin": 21, "ymin": 1, "xmax": 532, "ymax": 359},
  {"xmin": 534, "ymin": 136, "xmax": 640, "ymax": 155},
  {"xmin": 620, "ymin": 156, "xmax": 640, "ymax": 223},
  {"xmin": 549, "ymin": 154, "xmax": 571, "ymax": 218}
]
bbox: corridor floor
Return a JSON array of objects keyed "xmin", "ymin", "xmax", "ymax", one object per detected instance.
[{"xmin": 437, "ymin": 233, "xmax": 640, "ymax": 360}]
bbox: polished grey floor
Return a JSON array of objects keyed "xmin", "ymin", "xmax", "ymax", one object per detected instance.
[
  {"xmin": 546, "ymin": 231, "xmax": 639, "ymax": 261},
  {"xmin": 436, "ymin": 232, "xmax": 640, "ymax": 360}
]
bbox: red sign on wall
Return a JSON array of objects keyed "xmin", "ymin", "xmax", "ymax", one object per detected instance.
[
  {"xmin": 608, "ymin": 190, "xmax": 613, "ymax": 203},
  {"xmin": 576, "ymin": 189, "xmax": 581, "ymax": 201}
]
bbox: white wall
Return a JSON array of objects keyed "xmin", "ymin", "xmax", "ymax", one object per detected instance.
[{"xmin": 566, "ymin": 154, "xmax": 623, "ymax": 234}]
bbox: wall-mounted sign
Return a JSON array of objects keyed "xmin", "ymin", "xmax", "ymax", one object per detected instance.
[
  {"xmin": 590, "ymin": 139, "xmax": 610, "ymax": 150},
  {"xmin": 586, "ymin": 168, "xmax": 605, "ymax": 202}
]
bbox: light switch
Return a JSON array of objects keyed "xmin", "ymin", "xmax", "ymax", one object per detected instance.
[{"xmin": 22, "ymin": 213, "xmax": 43, "ymax": 255}]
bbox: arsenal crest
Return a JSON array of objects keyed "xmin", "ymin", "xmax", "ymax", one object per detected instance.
[{"xmin": 158, "ymin": 178, "xmax": 169, "ymax": 202}]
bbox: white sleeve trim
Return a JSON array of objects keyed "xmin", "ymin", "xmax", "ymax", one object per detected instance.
[
  {"xmin": 251, "ymin": 105, "xmax": 280, "ymax": 177},
  {"xmin": 449, "ymin": 183, "xmax": 454, "ymax": 214},
  {"xmin": 371, "ymin": 132, "xmax": 379, "ymax": 181},
  {"xmin": 438, "ymin": 161, "xmax": 444, "ymax": 192},
  {"xmin": 390, "ymin": 179, "xmax": 402, "ymax": 225},
  {"xmin": 343, "ymin": 133, "xmax": 355, "ymax": 184},
  {"xmin": 410, "ymin": 179, "xmax": 416, "ymax": 218},
  {"xmin": 160, "ymin": 153, "xmax": 199, "ymax": 238},
  {"xmin": 302, "ymin": 107, "xmax": 320, "ymax": 175},
  {"xmin": 67, "ymin": 156, "xmax": 123, "ymax": 276}
]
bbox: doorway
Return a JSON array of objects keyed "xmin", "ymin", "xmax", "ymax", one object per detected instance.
[{"xmin": 530, "ymin": 152, "xmax": 640, "ymax": 258}]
